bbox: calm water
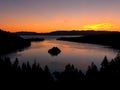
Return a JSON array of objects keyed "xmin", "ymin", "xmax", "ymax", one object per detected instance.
[{"xmin": 4, "ymin": 35, "xmax": 118, "ymax": 72}]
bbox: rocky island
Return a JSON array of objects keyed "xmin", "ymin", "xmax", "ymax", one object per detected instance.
[{"xmin": 48, "ymin": 47, "xmax": 61, "ymax": 56}]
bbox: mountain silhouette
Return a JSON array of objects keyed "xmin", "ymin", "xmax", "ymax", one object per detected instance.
[
  {"xmin": 16, "ymin": 30, "xmax": 120, "ymax": 36},
  {"xmin": 0, "ymin": 29, "xmax": 30, "ymax": 55}
]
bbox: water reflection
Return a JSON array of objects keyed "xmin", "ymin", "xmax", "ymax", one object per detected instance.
[{"xmin": 3, "ymin": 35, "xmax": 118, "ymax": 73}]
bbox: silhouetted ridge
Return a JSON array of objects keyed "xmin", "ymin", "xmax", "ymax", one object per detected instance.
[
  {"xmin": 48, "ymin": 30, "xmax": 116, "ymax": 35},
  {"xmin": 16, "ymin": 30, "xmax": 120, "ymax": 36},
  {"xmin": 57, "ymin": 33, "xmax": 120, "ymax": 49},
  {"xmin": 16, "ymin": 31, "xmax": 39, "ymax": 35},
  {"xmin": 0, "ymin": 29, "xmax": 30, "ymax": 55}
]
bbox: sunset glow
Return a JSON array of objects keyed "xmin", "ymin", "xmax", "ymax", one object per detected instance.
[
  {"xmin": 82, "ymin": 23, "xmax": 117, "ymax": 31},
  {"xmin": 0, "ymin": 0, "xmax": 120, "ymax": 33}
]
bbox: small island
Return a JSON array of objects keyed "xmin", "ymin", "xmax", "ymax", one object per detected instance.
[{"xmin": 48, "ymin": 47, "xmax": 61, "ymax": 56}]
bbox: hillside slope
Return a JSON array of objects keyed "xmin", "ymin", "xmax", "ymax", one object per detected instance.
[{"xmin": 0, "ymin": 30, "xmax": 30, "ymax": 55}]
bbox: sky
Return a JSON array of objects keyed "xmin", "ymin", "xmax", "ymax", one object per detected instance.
[{"xmin": 0, "ymin": 0, "xmax": 120, "ymax": 33}]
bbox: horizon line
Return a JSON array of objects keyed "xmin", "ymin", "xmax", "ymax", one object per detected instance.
[{"xmin": 1, "ymin": 28, "xmax": 120, "ymax": 33}]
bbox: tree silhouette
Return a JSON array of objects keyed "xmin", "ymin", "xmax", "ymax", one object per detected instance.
[
  {"xmin": 1, "ymin": 53, "xmax": 120, "ymax": 89},
  {"xmin": 101, "ymin": 56, "xmax": 109, "ymax": 69},
  {"xmin": 86, "ymin": 62, "xmax": 98, "ymax": 82}
]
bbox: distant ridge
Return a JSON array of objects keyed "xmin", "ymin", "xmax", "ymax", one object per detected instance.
[
  {"xmin": 16, "ymin": 30, "xmax": 119, "ymax": 36},
  {"xmin": 16, "ymin": 31, "xmax": 39, "ymax": 35}
]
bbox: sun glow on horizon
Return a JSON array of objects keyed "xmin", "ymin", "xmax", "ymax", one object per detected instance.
[
  {"xmin": 1, "ymin": 0, "xmax": 120, "ymax": 33},
  {"xmin": 0, "ymin": 22, "xmax": 120, "ymax": 33},
  {"xmin": 81, "ymin": 23, "xmax": 117, "ymax": 31}
]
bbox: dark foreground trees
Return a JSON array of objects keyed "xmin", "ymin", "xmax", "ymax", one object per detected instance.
[{"xmin": 0, "ymin": 53, "xmax": 120, "ymax": 89}]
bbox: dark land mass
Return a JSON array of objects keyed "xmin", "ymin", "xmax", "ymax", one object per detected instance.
[
  {"xmin": 16, "ymin": 31, "xmax": 41, "ymax": 35},
  {"xmin": 48, "ymin": 47, "xmax": 61, "ymax": 56},
  {"xmin": 57, "ymin": 33, "xmax": 120, "ymax": 49},
  {"xmin": 25, "ymin": 38, "xmax": 44, "ymax": 42},
  {"xmin": 0, "ymin": 29, "xmax": 31, "ymax": 55},
  {"xmin": 48, "ymin": 30, "xmax": 119, "ymax": 35},
  {"xmin": 16, "ymin": 30, "xmax": 120, "ymax": 36},
  {"xmin": 0, "ymin": 53, "xmax": 120, "ymax": 89}
]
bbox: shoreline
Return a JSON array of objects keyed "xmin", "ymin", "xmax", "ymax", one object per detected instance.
[{"xmin": 57, "ymin": 34, "xmax": 120, "ymax": 50}]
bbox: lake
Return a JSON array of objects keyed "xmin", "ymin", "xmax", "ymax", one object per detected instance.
[{"xmin": 3, "ymin": 35, "xmax": 118, "ymax": 73}]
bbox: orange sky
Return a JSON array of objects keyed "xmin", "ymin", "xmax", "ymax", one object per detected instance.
[{"xmin": 0, "ymin": 0, "xmax": 120, "ymax": 33}]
